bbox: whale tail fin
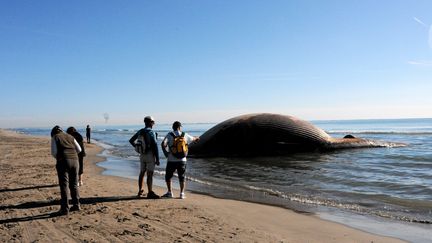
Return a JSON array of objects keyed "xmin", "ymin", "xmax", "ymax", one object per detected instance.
[{"xmin": 327, "ymin": 137, "xmax": 406, "ymax": 149}]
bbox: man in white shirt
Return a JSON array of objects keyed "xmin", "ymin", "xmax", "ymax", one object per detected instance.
[{"xmin": 161, "ymin": 121, "xmax": 199, "ymax": 199}]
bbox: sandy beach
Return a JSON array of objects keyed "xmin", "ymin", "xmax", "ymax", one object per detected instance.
[{"xmin": 0, "ymin": 129, "xmax": 405, "ymax": 242}]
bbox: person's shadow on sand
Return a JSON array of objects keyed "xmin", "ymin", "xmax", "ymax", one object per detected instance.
[
  {"xmin": 0, "ymin": 194, "xmax": 151, "ymax": 224},
  {"xmin": 0, "ymin": 184, "xmax": 58, "ymax": 193}
]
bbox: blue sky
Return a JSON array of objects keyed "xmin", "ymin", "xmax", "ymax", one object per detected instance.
[{"xmin": 1, "ymin": 0, "xmax": 431, "ymax": 128}]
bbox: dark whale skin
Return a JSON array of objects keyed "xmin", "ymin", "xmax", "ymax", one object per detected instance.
[{"xmin": 188, "ymin": 113, "xmax": 405, "ymax": 157}]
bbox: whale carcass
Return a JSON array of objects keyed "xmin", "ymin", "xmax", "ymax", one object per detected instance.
[{"xmin": 188, "ymin": 113, "xmax": 405, "ymax": 157}]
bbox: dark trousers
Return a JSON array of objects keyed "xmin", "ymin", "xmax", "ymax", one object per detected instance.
[
  {"xmin": 78, "ymin": 155, "xmax": 84, "ymax": 175},
  {"xmin": 165, "ymin": 162, "xmax": 187, "ymax": 183},
  {"xmin": 56, "ymin": 159, "xmax": 80, "ymax": 210}
]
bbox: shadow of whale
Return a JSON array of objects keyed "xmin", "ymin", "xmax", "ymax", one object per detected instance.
[{"xmin": 188, "ymin": 113, "xmax": 405, "ymax": 157}]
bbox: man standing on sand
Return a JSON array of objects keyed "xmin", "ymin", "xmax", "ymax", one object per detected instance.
[
  {"xmin": 161, "ymin": 121, "xmax": 199, "ymax": 199},
  {"xmin": 51, "ymin": 125, "xmax": 82, "ymax": 215},
  {"xmin": 129, "ymin": 116, "xmax": 160, "ymax": 199},
  {"xmin": 86, "ymin": 125, "xmax": 91, "ymax": 143}
]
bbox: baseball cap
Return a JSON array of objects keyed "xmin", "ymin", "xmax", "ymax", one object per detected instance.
[{"xmin": 144, "ymin": 116, "xmax": 155, "ymax": 123}]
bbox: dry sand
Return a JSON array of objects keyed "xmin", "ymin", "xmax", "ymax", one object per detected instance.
[{"xmin": 0, "ymin": 129, "xmax": 405, "ymax": 242}]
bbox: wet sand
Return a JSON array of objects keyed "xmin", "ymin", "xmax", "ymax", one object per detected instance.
[{"xmin": 0, "ymin": 129, "xmax": 405, "ymax": 242}]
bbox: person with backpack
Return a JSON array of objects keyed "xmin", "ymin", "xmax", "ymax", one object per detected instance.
[
  {"xmin": 66, "ymin": 127, "xmax": 86, "ymax": 186},
  {"xmin": 51, "ymin": 125, "xmax": 82, "ymax": 215},
  {"xmin": 161, "ymin": 121, "xmax": 199, "ymax": 199},
  {"xmin": 129, "ymin": 116, "xmax": 160, "ymax": 199}
]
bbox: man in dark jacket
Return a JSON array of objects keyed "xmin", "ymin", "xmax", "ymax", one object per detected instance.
[
  {"xmin": 86, "ymin": 125, "xmax": 91, "ymax": 143},
  {"xmin": 51, "ymin": 125, "xmax": 82, "ymax": 215},
  {"xmin": 66, "ymin": 127, "xmax": 86, "ymax": 186}
]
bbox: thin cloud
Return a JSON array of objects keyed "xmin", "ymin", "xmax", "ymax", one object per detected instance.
[
  {"xmin": 429, "ymin": 25, "xmax": 432, "ymax": 49},
  {"xmin": 0, "ymin": 25, "xmax": 98, "ymax": 45},
  {"xmin": 408, "ymin": 60, "xmax": 432, "ymax": 66},
  {"xmin": 413, "ymin": 17, "xmax": 427, "ymax": 27},
  {"xmin": 0, "ymin": 25, "xmax": 64, "ymax": 38}
]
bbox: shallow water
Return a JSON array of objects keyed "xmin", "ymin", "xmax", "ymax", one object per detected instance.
[{"xmin": 15, "ymin": 118, "xmax": 432, "ymax": 242}]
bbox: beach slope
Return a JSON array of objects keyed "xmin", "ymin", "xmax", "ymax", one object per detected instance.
[{"xmin": 0, "ymin": 129, "xmax": 404, "ymax": 242}]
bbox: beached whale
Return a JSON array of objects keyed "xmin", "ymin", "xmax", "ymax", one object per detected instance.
[{"xmin": 188, "ymin": 113, "xmax": 405, "ymax": 157}]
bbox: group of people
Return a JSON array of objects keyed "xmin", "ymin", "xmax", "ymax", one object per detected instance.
[
  {"xmin": 50, "ymin": 116, "xmax": 198, "ymax": 215},
  {"xmin": 128, "ymin": 116, "xmax": 199, "ymax": 199},
  {"xmin": 50, "ymin": 125, "xmax": 89, "ymax": 215}
]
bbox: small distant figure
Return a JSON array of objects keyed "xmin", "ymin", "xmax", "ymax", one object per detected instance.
[
  {"xmin": 67, "ymin": 127, "xmax": 86, "ymax": 187},
  {"xmin": 129, "ymin": 116, "xmax": 160, "ymax": 199},
  {"xmin": 50, "ymin": 125, "xmax": 82, "ymax": 215},
  {"xmin": 86, "ymin": 125, "xmax": 91, "ymax": 143},
  {"xmin": 161, "ymin": 121, "xmax": 199, "ymax": 199}
]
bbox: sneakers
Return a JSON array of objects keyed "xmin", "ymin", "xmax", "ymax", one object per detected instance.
[
  {"xmin": 162, "ymin": 192, "xmax": 185, "ymax": 199},
  {"xmin": 162, "ymin": 192, "xmax": 173, "ymax": 198},
  {"xmin": 147, "ymin": 191, "xmax": 160, "ymax": 199},
  {"xmin": 70, "ymin": 205, "xmax": 81, "ymax": 212}
]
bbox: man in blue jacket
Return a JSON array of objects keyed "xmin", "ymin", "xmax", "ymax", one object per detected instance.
[{"xmin": 129, "ymin": 116, "xmax": 160, "ymax": 199}]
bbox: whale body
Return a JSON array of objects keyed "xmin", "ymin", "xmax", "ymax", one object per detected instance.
[{"xmin": 188, "ymin": 113, "xmax": 405, "ymax": 157}]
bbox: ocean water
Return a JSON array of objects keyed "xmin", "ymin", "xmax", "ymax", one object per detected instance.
[{"xmin": 14, "ymin": 118, "xmax": 432, "ymax": 242}]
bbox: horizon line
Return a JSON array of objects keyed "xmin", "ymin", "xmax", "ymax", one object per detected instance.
[{"xmin": 2, "ymin": 116, "xmax": 432, "ymax": 129}]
